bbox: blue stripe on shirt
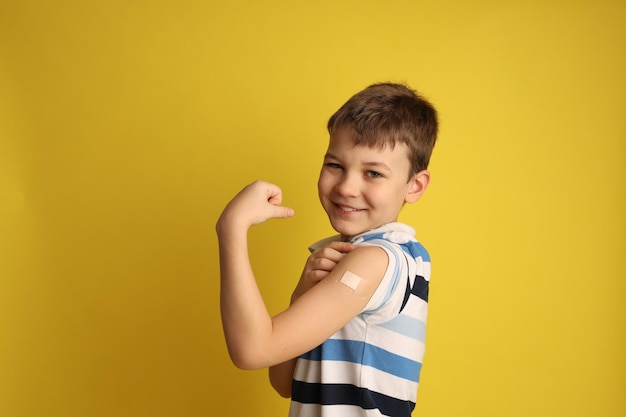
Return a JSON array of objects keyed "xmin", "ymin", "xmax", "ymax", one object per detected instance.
[
  {"xmin": 300, "ymin": 339, "xmax": 421, "ymax": 382},
  {"xmin": 402, "ymin": 240, "xmax": 430, "ymax": 262},
  {"xmin": 379, "ymin": 314, "xmax": 426, "ymax": 342},
  {"xmin": 359, "ymin": 231, "xmax": 430, "ymax": 263}
]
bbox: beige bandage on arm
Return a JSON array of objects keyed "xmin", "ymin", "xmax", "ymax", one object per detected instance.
[{"xmin": 339, "ymin": 270, "xmax": 362, "ymax": 292}]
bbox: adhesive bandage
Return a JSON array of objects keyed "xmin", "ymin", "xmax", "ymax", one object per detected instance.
[{"xmin": 339, "ymin": 270, "xmax": 362, "ymax": 292}]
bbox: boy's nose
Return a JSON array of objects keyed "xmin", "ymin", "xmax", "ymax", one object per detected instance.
[{"xmin": 335, "ymin": 174, "xmax": 360, "ymax": 197}]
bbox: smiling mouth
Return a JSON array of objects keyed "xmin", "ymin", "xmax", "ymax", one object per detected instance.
[{"xmin": 335, "ymin": 204, "xmax": 363, "ymax": 213}]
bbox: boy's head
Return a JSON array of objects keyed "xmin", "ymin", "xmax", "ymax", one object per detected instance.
[
  {"xmin": 318, "ymin": 83, "xmax": 439, "ymax": 238},
  {"xmin": 327, "ymin": 82, "xmax": 438, "ymax": 178}
]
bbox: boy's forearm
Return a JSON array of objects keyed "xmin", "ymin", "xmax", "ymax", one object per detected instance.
[
  {"xmin": 217, "ymin": 181, "xmax": 296, "ymax": 369},
  {"xmin": 268, "ymin": 280, "xmax": 307, "ymax": 398},
  {"xmin": 217, "ymin": 222, "xmax": 273, "ymax": 369}
]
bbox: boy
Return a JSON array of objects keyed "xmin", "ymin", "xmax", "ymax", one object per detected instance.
[{"xmin": 217, "ymin": 82, "xmax": 438, "ymax": 417}]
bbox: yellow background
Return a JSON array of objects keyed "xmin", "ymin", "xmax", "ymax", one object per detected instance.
[{"xmin": 1, "ymin": 1, "xmax": 624, "ymax": 416}]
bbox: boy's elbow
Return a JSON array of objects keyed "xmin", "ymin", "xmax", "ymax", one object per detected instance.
[
  {"xmin": 269, "ymin": 361, "xmax": 295, "ymax": 399},
  {"xmin": 269, "ymin": 371, "xmax": 293, "ymax": 398},
  {"xmin": 228, "ymin": 349, "xmax": 266, "ymax": 371},
  {"xmin": 273, "ymin": 384, "xmax": 292, "ymax": 398},
  {"xmin": 230, "ymin": 355, "xmax": 261, "ymax": 371}
]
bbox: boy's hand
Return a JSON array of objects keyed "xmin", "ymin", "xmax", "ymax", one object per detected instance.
[
  {"xmin": 291, "ymin": 241, "xmax": 356, "ymax": 302},
  {"xmin": 217, "ymin": 180, "xmax": 294, "ymax": 233}
]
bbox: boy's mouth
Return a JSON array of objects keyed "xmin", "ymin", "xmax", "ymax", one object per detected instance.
[{"xmin": 335, "ymin": 203, "xmax": 363, "ymax": 213}]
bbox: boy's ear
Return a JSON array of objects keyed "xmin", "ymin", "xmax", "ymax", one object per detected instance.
[{"xmin": 405, "ymin": 170, "xmax": 430, "ymax": 204}]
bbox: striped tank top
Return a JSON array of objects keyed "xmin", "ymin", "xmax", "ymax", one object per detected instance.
[{"xmin": 290, "ymin": 222, "xmax": 431, "ymax": 417}]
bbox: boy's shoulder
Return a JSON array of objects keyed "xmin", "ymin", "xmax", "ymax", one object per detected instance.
[
  {"xmin": 353, "ymin": 222, "xmax": 431, "ymax": 266},
  {"xmin": 309, "ymin": 222, "xmax": 417, "ymax": 252}
]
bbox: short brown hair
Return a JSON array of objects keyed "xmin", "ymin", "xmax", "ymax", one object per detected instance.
[{"xmin": 327, "ymin": 82, "xmax": 438, "ymax": 176}]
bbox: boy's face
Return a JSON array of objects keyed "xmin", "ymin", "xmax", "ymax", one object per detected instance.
[{"xmin": 318, "ymin": 125, "xmax": 421, "ymax": 239}]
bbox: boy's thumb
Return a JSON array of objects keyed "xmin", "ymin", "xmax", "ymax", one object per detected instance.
[{"xmin": 275, "ymin": 206, "xmax": 295, "ymax": 219}]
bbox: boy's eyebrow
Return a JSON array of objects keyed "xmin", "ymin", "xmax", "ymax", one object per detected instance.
[
  {"xmin": 324, "ymin": 152, "xmax": 392, "ymax": 172},
  {"xmin": 362, "ymin": 161, "xmax": 392, "ymax": 172}
]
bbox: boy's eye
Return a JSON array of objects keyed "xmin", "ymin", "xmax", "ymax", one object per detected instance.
[
  {"xmin": 366, "ymin": 170, "xmax": 383, "ymax": 178},
  {"xmin": 325, "ymin": 162, "xmax": 343, "ymax": 169}
]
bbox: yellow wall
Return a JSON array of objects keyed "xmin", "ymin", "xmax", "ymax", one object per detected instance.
[{"xmin": 1, "ymin": 1, "xmax": 624, "ymax": 416}]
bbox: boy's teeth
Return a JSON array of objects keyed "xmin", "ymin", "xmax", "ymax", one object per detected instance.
[{"xmin": 340, "ymin": 206, "xmax": 358, "ymax": 211}]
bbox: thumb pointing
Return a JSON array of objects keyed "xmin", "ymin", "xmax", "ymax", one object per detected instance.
[{"xmin": 276, "ymin": 206, "xmax": 295, "ymax": 219}]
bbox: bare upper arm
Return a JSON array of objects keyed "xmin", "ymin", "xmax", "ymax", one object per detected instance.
[{"xmin": 266, "ymin": 245, "xmax": 388, "ymax": 365}]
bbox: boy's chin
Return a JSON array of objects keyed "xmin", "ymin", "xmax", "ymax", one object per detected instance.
[{"xmin": 329, "ymin": 221, "xmax": 366, "ymax": 240}]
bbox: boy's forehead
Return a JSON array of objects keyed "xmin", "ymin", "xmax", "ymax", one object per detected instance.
[
  {"xmin": 329, "ymin": 126, "xmax": 398, "ymax": 149},
  {"xmin": 326, "ymin": 133, "xmax": 411, "ymax": 165},
  {"xmin": 328, "ymin": 131, "xmax": 407, "ymax": 154}
]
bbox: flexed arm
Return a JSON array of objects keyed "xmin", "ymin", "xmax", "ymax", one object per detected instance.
[
  {"xmin": 217, "ymin": 180, "xmax": 387, "ymax": 370},
  {"xmin": 216, "ymin": 180, "xmax": 295, "ymax": 369}
]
